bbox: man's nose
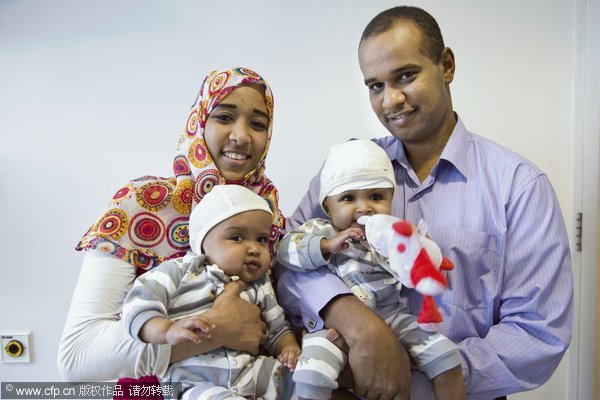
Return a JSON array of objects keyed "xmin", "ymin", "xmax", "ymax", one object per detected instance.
[{"xmin": 382, "ymin": 86, "xmax": 405, "ymax": 109}]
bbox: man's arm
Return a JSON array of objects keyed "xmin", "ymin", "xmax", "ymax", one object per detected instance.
[
  {"xmin": 459, "ymin": 175, "xmax": 573, "ymax": 397},
  {"xmin": 323, "ymin": 295, "xmax": 412, "ymax": 400}
]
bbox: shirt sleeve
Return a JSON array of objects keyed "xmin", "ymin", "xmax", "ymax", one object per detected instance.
[
  {"xmin": 57, "ymin": 250, "xmax": 171, "ymax": 382},
  {"xmin": 459, "ymin": 174, "xmax": 573, "ymax": 398},
  {"xmin": 122, "ymin": 260, "xmax": 185, "ymax": 340},
  {"xmin": 276, "ymin": 219, "xmax": 337, "ymax": 272},
  {"xmin": 253, "ymin": 278, "xmax": 292, "ymax": 355},
  {"xmin": 275, "ymin": 173, "xmax": 352, "ymax": 332}
]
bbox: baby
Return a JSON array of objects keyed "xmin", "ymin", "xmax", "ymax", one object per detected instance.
[
  {"xmin": 123, "ymin": 185, "xmax": 345, "ymax": 400},
  {"xmin": 277, "ymin": 139, "xmax": 465, "ymax": 400}
]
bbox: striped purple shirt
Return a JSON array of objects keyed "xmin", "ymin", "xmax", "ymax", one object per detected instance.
[{"xmin": 276, "ymin": 117, "xmax": 573, "ymax": 399}]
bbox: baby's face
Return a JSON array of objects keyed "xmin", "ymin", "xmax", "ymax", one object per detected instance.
[
  {"xmin": 202, "ymin": 210, "xmax": 272, "ymax": 282},
  {"xmin": 323, "ymin": 187, "xmax": 393, "ymax": 231}
]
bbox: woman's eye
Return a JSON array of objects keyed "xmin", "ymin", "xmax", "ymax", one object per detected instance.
[
  {"xmin": 250, "ymin": 121, "xmax": 268, "ymax": 131},
  {"xmin": 213, "ymin": 114, "xmax": 233, "ymax": 122}
]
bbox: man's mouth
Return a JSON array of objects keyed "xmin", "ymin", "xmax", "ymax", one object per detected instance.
[{"xmin": 385, "ymin": 109, "xmax": 415, "ymax": 124}]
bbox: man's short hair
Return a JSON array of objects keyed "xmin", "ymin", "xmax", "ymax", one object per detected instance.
[{"xmin": 360, "ymin": 6, "xmax": 445, "ymax": 63}]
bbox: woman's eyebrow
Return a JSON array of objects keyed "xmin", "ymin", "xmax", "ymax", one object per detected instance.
[
  {"xmin": 253, "ymin": 109, "xmax": 269, "ymax": 119},
  {"xmin": 215, "ymin": 103, "xmax": 268, "ymax": 118}
]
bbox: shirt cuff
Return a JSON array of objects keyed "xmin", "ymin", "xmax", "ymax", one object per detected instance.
[{"xmin": 300, "ymin": 269, "xmax": 352, "ymax": 332}]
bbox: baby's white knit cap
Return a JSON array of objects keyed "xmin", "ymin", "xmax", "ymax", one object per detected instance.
[
  {"xmin": 319, "ymin": 139, "xmax": 395, "ymax": 211},
  {"xmin": 188, "ymin": 185, "xmax": 273, "ymax": 255}
]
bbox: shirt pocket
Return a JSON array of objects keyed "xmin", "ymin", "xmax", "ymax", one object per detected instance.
[{"xmin": 433, "ymin": 227, "xmax": 503, "ymax": 311}]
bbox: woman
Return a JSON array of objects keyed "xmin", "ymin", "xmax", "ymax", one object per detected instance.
[{"xmin": 58, "ymin": 67, "xmax": 285, "ymax": 382}]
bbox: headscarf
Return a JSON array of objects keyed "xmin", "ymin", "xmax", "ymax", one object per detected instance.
[{"xmin": 76, "ymin": 67, "xmax": 285, "ymax": 272}]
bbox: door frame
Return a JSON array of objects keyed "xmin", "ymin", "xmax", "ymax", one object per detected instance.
[{"xmin": 568, "ymin": 0, "xmax": 599, "ymax": 398}]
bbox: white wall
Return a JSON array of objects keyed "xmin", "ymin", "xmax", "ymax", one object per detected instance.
[{"xmin": 0, "ymin": 0, "xmax": 579, "ymax": 398}]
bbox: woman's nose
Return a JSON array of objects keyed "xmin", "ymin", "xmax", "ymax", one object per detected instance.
[{"xmin": 229, "ymin": 121, "xmax": 251, "ymax": 144}]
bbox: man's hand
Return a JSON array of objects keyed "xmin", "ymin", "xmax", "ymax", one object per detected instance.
[
  {"xmin": 324, "ymin": 295, "xmax": 411, "ymax": 400},
  {"xmin": 206, "ymin": 280, "xmax": 266, "ymax": 354}
]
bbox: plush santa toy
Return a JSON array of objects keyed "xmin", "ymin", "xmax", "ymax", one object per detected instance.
[{"xmin": 357, "ymin": 215, "xmax": 454, "ymax": 332}]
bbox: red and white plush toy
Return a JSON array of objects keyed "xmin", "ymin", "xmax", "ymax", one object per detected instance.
[{"xmin": 357, "ymin": 214, "xmax": 454, "ymax": 332}]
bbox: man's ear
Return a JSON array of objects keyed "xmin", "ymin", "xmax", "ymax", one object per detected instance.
[{"xmin": 440, "ymin": 47, "xmax": 455, "ymax": 84}]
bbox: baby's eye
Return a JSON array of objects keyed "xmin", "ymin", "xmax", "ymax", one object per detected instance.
[
  {"xmin": 340, "ymin": 195, "xmax": 354, "ymax": 202},
  {"xmin": 370, "ymin": 193, "xmax": 384, "ymax": 201},
  {"xmin": 257, "ymin": 236, "xmax": 269, "ymax": 244},
  {"xmin": 229, "ymin": 235, "xmax": 243, "ymax": 242}
]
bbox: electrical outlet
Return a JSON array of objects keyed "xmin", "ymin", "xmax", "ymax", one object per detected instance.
[{"xmin": 1, "ymin": 331, "xmax": 32, "ymax": 363}]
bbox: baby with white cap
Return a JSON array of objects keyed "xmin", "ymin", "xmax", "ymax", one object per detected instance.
[
  {"xmin": 123, "ymin": 184, "xmax": 347, "ymax": 400},
  {"xmin": 277, "ymin": 139, "xmax": 465, "ymax": 399}
]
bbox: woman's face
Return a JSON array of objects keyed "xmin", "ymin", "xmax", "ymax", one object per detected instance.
[{"xmin": 204, "ymin": 85, "xmax": 269, "ymax": 181}]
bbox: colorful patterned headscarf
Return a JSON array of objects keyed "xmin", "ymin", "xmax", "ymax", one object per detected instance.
[{"xmin": 76, "ymin": 67, "xmax": 285, "ymax": 272}]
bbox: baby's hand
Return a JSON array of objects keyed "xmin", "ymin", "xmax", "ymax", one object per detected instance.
[
  {"xmin": 278, "ymin": 345, "xmax": 301, "ymax": 371},
  {"xmin": 321, "ymin": 227, "xmax": 365, "ymax": 255},
  {"xmin": 165, "ymin": 314, "xmax": 215, "ymax": 345}
]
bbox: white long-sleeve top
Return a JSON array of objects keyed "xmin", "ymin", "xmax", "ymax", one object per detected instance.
[{"xmin": 58, "ymin": 250, "xmax": 171, "ymax": 381}]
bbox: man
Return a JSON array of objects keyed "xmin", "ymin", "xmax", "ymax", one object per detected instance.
[{"xmin": 276, "ymin": 6, "xmax": 573, "ymax": 400}]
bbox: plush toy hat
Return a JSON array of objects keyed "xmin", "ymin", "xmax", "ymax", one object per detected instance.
[
  {"xmin": 188, "ymin": 185, "xmax": 273, "ymax": 255},
  {"xmin": 319, "ymin": 139, "xmax": 395, "ymax": 213}
]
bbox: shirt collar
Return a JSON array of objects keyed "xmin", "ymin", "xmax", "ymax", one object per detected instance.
[
  {"xmin": 438, "ymin": 115, "xmax": 470, "ymax": 180},
  {"xmin": 382, "ymin": 114, "xmax": 471, "ymax": 181}
]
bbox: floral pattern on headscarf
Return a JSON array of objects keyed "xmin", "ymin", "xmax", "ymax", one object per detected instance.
[{"xmin": 76, "ymin": 67, "xmax": 285, "ymax": 272}]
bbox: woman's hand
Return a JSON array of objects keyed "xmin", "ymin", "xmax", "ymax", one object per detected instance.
[
  {"xmin": 205, "ymin": 280, "xmax": 266, "ymax": 354},
  {"xmin": 169, "ymin": 280, "xmax": 265, "ymax": 363}
]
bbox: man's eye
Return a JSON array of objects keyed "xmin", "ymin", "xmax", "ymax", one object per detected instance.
[
  {"xmin": 399, "ymin": 71, "xmax": 417, "ymax": 82},
  {"xmin": 368, "ymin": 83, "xmax": 383, "ymax": 93}
]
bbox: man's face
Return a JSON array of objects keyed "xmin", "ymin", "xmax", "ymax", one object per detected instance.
[{"xmin": 358, "ymin": 22, "xmax": 455, "ymax": 146}]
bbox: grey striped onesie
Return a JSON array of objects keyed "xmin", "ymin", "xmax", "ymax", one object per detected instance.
[
  {"xmin": 277, "ymin": 218, "xmax": 461, "ymax": 379},
  {"xmin": 123, "ymin": 253, "xmax": 345, "ymax": 400}
]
